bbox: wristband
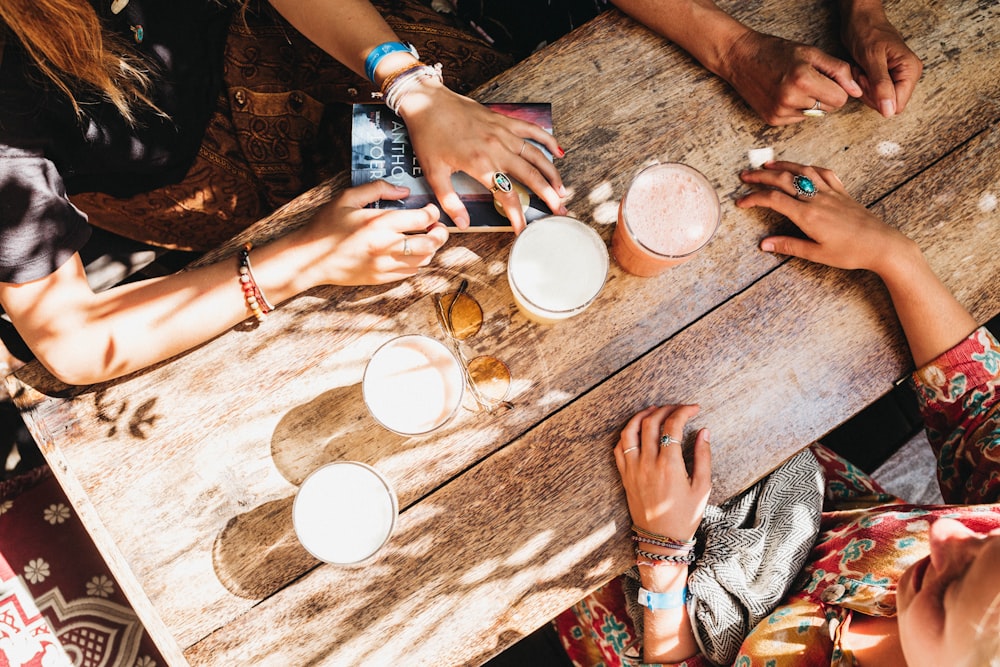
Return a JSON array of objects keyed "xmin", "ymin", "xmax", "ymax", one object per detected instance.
[
  {"xmin": 638, "ymin": 586, "xmax": 688, "ymax": 611},
  {"xmin": 364, "ymin": 41, "xmax": 419, "ymax": 83}
]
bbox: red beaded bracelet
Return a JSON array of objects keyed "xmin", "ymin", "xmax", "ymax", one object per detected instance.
[{"xmin": 237, "ymin": 242, "xmax": 273, "ymax": 323}]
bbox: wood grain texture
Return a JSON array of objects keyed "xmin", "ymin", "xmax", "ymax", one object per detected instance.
[{"xmin": 5, "ymin": 0, "xmax": 999, "ymax": 664}]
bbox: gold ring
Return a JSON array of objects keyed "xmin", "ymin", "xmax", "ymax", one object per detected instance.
[
  {"xmin": 622, "ymin": 446, "xmax": 639, "ymax": 454},
  {"xmin": 490, "ymin": 171, "xmax": 513, "ymax": 194},
  {"xmin": 403, "ymin": 237, "xmax": 412, "ymax": 256},
  {"xmin": 517, "ymin": 140, "xmax": 527, "ymax": 157}
]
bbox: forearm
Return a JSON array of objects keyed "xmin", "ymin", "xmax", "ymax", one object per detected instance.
[
  {"xmin": 639, "ymin": 563, "xmax": 699, "ymax": 662},
  {"xmin": 4, "ymin": 230, "xmax": 320, "ymax": 385},
  {"xmin": 875, "ymin": 239, "xmax": 978, "ymax": 368},
  {"xmin": 610, "ymin": 0, "xmax": 751, "ymax": 78},
  {"xmin": 266, "ymin": 0, "xmax": 414, "ymax": 84}
]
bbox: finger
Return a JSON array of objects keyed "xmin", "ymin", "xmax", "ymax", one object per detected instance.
[
  {"xmin": 690, "ymin": 428, "xmax": 713, "ymax": 497},
  {"xmin": 424, "ymin": 171, "xmax": 469, "ymax": 229},
  {"xmin": 736, "ymin": 188, "xmax": 815, "ymax": 226},
  {"xmin": 808, "ymin": 51, "xmax": 863, "ymax": 98},
  {"xmin": 859, "ymin": 55, "xmax": 898, "ymax": 117},
  {"xmin": 658, "ymin": 404, "xmax": 700, "ymax": 460},
  {"xmin": 341, "ymin": 180, "xmax": 411, "ymax": 208},
  {"xmin": 759, "ymin": 234, "xmax": 823, "ymax": 262},
  {"xmin": 506, "ymin": 160, "xmax": 568, "ymax": 225},
  {"xmin": 383, "ymin": 203, "xmax": 442, "ymax": 234},
  {"xmin": 639, "ymin": 405, "xmax": 680, "ymax": 453},
  {"xmin": 504, "ymin": 117, "xmax": 565, "ymax": 163},
  {"xmin": 889, "ymin": 59, "xmax": 923, "ymax": 113}
]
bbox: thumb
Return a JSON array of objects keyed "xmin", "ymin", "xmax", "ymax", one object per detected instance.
[
  {"xmin": 691, "ymin": 428, "xmax": 713, "ymax": 496},
  {"xmin": 809, "ymin": 51, "xmax": 863, "ymax": 98},
  {"xmin": 858, "ymin": 56, "xmax": 897, "ymax": 116},
  {"xmin": 760, "ymin": 235, "xmax": 822, "ymax": 262}
]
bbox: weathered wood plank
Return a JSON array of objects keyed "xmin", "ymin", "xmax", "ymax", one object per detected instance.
[{"xmin": 183, "ymin": 121, "xmax": 1000, "ymax": 666}]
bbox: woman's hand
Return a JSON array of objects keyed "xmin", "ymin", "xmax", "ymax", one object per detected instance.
[
  {"xmin": 296, "ymin": 180, "xmax": 449, "ymax": 286},
  {"xmin": 718, "ymin": 31, "xmax": 863, "ymax": 125},
  {"xmin": 613, "ymin": 404, "xmax": 712, "ymax": 542},
  {"xmin": 737, "ymin": 161, "xmax": 917, "ymax": 275},
  {"xmin": 395, "ymin": 80, "xmax": 567, "ymax": 233},
  {"xmin": 840, "ymin": 5, "xmax": 923, "ymax": 117}
]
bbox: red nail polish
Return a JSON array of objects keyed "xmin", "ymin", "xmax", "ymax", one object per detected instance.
[{"xmin": 556, "ymin": 146, "xmax": 566, "ymax": 158}]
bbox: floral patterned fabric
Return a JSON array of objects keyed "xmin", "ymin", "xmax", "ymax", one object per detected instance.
[
  {"xmin": 556, "ymin": 326, "xmax": 1000, "ymax": 666},
  {"xmin": 0, "ymin": 468, "xmax": 166, "ymax": 667}
]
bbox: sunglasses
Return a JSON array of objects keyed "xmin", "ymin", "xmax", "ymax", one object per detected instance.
[{"xmin": 434, "ymin": 280, "xmax": 514, "ymax": 414}]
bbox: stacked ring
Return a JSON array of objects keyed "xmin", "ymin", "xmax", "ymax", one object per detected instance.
[
  {"xmin": 490, "ymin": 171, "xmax": 513, "ymax": 194},
  {"xmin": 792, "ymin": 175, "xmax": 817, "ymax": 199},
  {"xmin": 801, "ymin": 100, "xmax": 826, "ymax": 117}
]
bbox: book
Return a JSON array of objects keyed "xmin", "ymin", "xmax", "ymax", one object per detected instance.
[{"xmin": 351, "ymin": 102, "xmax": 554, "ymax": 231}]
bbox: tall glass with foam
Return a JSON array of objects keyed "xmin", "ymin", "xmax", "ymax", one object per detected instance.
[
  {"xmin": 507, "ymin": 216, "xmax": 609, "ymax": 324},
  {"xmin": 612, "ymin": 162, "xmax": 721, "ymax": 277}
]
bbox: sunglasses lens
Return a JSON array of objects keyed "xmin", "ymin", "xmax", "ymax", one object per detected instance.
[
  {"xmin": 439, "ymin": 292, "xmax": 483, "ymax": 340},
  {"xmin": 466, "ymin": 355, "xmax": 512, "ymax": 403}
]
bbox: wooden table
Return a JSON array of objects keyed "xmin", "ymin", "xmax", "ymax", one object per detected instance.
[{"xmin": 7, "ymin": 0, "xmax": 1000, "ymax": 664}]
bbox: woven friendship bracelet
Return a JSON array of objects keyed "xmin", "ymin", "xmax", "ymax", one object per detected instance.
[
  {"xmin": 635, "ymin": 547, "xmax": 696, "ymax": 565},
  {"xmin": 237, "ymin": 242, "xmax": 273, "ymax": 323},
  {"xmin": 631, "ymin": 534, "xmax": 695, "ymax": 553}
]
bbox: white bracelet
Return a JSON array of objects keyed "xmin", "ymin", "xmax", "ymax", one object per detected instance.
[{"xmin": 377, "ymin": 63, "xmax": 443, "ymax": 115}]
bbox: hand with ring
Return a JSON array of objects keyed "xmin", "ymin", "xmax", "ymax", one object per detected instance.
[
  {"xmin": 296, "ymin": 180, "xmax": 449, "ymax": 286},
  {"xmin": 737, "ymin": 161, "xmax": 915, "ymax": 273},
  {"xmin": 713, "ymin": 31, "xmax": 862, "ymax": 125},
  {"xmin": 392, "ymin": 82, "xmax": 568, "ymax": 234},
  {"xmin": 614, "ymin": 404, "xmax": 712, "ymax": 544}
]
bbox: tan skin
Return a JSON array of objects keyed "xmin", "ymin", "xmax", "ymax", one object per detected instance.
[
  {"xmin": 616, "ymin": 161, "xmax": 990, "ymax": 664},
  {"xmin": 0, "ymin": 0, "xmax": 567, "ymax": 385},
  {"xmin": 610, "ymin": 0, "xmax": 923, "ymax": 124}
]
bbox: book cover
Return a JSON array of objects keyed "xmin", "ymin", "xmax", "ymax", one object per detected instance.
[{"xmin": 351, "ymin": 102, "xmax": 554, "ymax": 231}]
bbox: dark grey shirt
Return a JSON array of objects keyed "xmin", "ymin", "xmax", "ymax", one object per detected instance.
[{"xmin": 0, "ymin": 0, "xmax": 233, "ymax": 283}]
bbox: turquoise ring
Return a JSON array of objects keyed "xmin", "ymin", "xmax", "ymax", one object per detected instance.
[
  {"xmin": 659, "ymin": 434, "xmax": 680, "ymax": 447},
  {"xmin": 490, "ymin": 172, "xmax": 513, "ymax": 195},
  {"xmin": 792, "ymin": 175, "xmax": 817, "ymax": 199}
]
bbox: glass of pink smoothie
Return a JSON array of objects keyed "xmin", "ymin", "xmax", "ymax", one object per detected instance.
[{"xmin": 612, "ymin": 162, "xmax": 721, "ymax": 277}]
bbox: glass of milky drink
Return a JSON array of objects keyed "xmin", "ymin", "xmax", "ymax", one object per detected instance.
[
  {"xmin": 362, "ymin": 334, "xmax": 465, "ymax": 436},
  {"xmin": 612, "ymin": 162, "xmax": 721, "ymax": 277},
  {"xmin": 293, "ymin": 461, "xmax": 398, "ymax": 565},
  {"xmin": 507, "ymin": 215, "xmax": 609, "ymax": 324}
]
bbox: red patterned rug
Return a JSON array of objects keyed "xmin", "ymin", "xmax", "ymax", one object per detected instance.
[{"xmin": 0, "ymin": 467, "xmax": 166, "ymax": 667}]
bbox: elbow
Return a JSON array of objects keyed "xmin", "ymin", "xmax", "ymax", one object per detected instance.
[{"xmin": 31, "ymin": 340, "xmax": 122, "ymax": 386}]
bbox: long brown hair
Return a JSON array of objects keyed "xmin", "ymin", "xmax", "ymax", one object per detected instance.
[{"xmin": 0, "ymin": 0, "xmax": 155, "ymax": 124}]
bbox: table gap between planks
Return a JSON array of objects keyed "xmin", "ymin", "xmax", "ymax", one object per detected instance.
[{"xmin": 6, "ymin": 0, "xmax": 1000, "ymax": 665}]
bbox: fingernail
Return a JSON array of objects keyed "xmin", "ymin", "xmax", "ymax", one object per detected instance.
[
  {"xmin": 702, "ymin": 428, "xmax": 711, "ymax": 443},
  {"xmin": 761, "ymin": 241, "xmax": 775, "ymax": 252},
  {"xmin": 454, "ymin": 215, "xmax": 468, "ymax": 228},
  {"xmin": 557, "ymin": 205, "xmax": 568, "ymax": 215},
  {"xmin": 848, "ymin": 79, "xmax": 863, "ymax": 96},
  {"xmin": 879, "ymin": 99, "xmax": 895, "ymax": 117},
  {"xmin": 558, "ymin": 185, "xmax": 568, "ymax": 197},
  {"xmin": 556, "ymin": 145, "xmax": 566, "ymax": 158}
]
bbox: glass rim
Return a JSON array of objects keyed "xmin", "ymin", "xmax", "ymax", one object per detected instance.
[
  {"xmin": 507, "ymin": 215, "xmax": 610, "ymax": 316},
  {"xmin": 620, "ymin": 162, "xmax": 721, "ymax": 260},
  {"xmin": 292, "ymin": 460, "xmax": 398, "ymax": 565},
  {"xmin": 361, "ymin": 334, "xmax": 465, "ymax": 436}
]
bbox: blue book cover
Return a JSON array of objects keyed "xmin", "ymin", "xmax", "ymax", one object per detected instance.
[{"xmin": 351, "ymin": 103, "xmax": 553, "ymax": 231}]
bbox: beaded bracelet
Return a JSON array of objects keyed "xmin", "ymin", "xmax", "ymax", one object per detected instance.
[
  {"xmin": 237, "ymin": 242, "xmax": 273, "ymax": 323},
  {"xmin": 631, "ymin": 534, "xmax": 695, "ymax": 553},
  {"xmin": 635, "ymin": 547, "xmax": 696, "ymax": 565},
  {"xmin": 373, "ymin": 61, "xmax": 444, "ymax": 115}
]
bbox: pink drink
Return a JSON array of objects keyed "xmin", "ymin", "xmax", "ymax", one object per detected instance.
[{"xmin": 612, "ymin": 163, "xmax": 721, "ymax": 277}]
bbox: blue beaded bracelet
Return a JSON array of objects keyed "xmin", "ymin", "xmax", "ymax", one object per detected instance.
[{"xmin": 364, "ymin": 41, "xmax": 419, "ymax": 83}]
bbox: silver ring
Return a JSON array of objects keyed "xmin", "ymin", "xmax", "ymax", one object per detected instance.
[
  {"xmin": 659, "ymin": 434, "xmax": 680, "ymax": 447},
  {"xmin": 490, "ymin": 171, "xmax": 513, "ymax": 195},
  {"xmin": 792, "ymin": 174, "xmax": 817, "ymax": 199},
  {"xmin": 402, "ymin": 237, "xmax": 412, "ymax": 256},
  {"xmin": 517, "ymin": 140, "xmax": 527, "ymax": 157},
  {"xmin": 801, "ymin": 100, "xmax": 826, "ymax": 117},
  {"xmin": 622, "ymin": 446, "xmax": 639, "ymax": 454}
]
